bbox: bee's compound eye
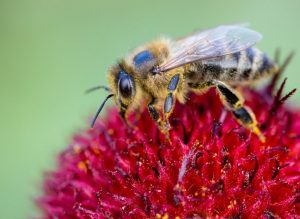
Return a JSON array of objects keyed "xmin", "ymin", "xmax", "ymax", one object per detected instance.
[{"xmin": 118, "ymin": 71, "xmax": 133, "ymax": 98}]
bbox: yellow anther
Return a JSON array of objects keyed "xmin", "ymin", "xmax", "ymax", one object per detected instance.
[
  {"xmin": 77, "ymin": 161, "xmax": 87, "ymax": 172},
  {"xmin": 162, "ymin": 214, "xmax": 168, "ymax": 219},
  {"xmin": 73, "ymin": 145, "xmax": 81, "ymax": 154},
  {"xmin": 108, "ymin": 129, "xmax": 114, "ymax": 135},
  {"xmin": 91, "ymin": 146, "xmax": 100, "ymax": 155}
]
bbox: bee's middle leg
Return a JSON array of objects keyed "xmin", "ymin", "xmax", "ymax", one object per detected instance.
[
  {"xmin": 163, "ymin": 74, "xmax": 180, "ymax": 124},
  {"xmin": 193, "ymin": 80, "xmax": 265, "ymax": 142},
  {"xmin": 148, "ymin": 74, "xmax": 182, "ymax": 139},
  {"xmin": 147, "ymin": 96, "xmax": 170, "ymax": 139},
  {"xmin": 148, "ymin": 74, "xmax": 180, "ymax": 137}
]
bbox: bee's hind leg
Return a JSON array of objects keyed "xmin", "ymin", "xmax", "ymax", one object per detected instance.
[{"xmin": 193, "ymin": 80, "xmax": 265, "ymax": 142}]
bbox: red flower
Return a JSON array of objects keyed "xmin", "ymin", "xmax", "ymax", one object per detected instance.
[{"xmin": 38, "ymin": 65, "xmax": 300, "ymax": 218}]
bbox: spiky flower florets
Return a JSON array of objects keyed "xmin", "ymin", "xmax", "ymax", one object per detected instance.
[{"xmin": 38, "ymin": 74, "xmax": 300, "ymax": 218}]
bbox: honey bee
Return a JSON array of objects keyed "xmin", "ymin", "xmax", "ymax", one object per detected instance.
[{"xmin": 91, "ymin": 24, "xmax": 279, "ymax": 142}]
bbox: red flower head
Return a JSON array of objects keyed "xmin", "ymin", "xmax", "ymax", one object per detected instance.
[{"xmin": 38, "ymin": 57, "xmax": 300, "ymax": 218}]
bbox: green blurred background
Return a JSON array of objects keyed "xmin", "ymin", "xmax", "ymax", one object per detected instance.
[{"xmin": 1, "ymin": 0, "xmax": 300, "ymax": 218}]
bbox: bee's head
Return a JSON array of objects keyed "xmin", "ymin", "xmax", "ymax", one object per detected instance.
[
  {"xmin": 107, "ymin": 63, "xmax": 137, "ymax": 119},
  {"xmin": 115, "ymin": 68, "xmax": 136, "ymax": 117},
  {"xmin": 89, "ymin": 63, "xmax": 137, "ymax": 128},
  {"xmin": 90, "ymin": 40, "xmax": 170, "ymax": 127}
]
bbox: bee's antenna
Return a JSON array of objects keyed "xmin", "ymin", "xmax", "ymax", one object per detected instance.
[
  {"xmin": 91, "ymin": 94, "xmax": 114, "ymax": 128},
  {"xmin": 85, "ymin": 85, "xmax": 111, "ymax": 94}
]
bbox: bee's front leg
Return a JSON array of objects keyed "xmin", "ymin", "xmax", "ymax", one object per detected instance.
[
  {"xmin": 148, "ymin": 97, "xmax": 159, "ymax": 122},
  {"xmin": 119, "ymin": 105, "xmax": 135, "ymax": 128}
]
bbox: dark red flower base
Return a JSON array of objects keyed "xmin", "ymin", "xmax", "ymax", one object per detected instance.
[{"xmin": 38, "ymin": 80, "xmax": 300, "ymax": 218}]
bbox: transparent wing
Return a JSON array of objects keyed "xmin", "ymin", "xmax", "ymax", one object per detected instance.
[{"xmin": 157, "ymin": 25, "xmax": 262, "ymax": 72}]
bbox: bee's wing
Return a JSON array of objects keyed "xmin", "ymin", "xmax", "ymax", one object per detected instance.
[{"xmin": 158, "ymin": 25, "xmax": 262, "ymax": 72}]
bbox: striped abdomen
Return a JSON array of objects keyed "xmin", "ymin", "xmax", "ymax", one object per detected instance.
[{"xmin": 186, "ymin": 47, "xmax": 278, "ymax": 85}]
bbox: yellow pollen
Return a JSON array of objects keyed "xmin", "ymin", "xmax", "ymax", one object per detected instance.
[
  {"xmin": 108, "ymin": 129, "xmax": 114, "ymax": 135},
  {"xmin": 92, "ymin": 146, "xmax": 100, "ymax": 155},
  {"xmin": 227, "ymin": 200, "xmax": 236, "ymax": 209},
  {"xmin": 73, "ymin": 145, "xmax": 81, "ymax": 154},
  {"xmin": 193, "ymin": 140, "xmax": 200, "ymax": 147},
  {"xmin": 162, "ymin": 214, "xmax": 168, "ymax": 219},
  {"xmin": 156, "ymin": 213, "xmax": 162, "ymax": 218},
  {"xmin": 77, "ymin": 161, "xmax": 87, "ymax": 172}
]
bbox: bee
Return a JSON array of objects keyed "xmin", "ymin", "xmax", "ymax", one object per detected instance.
[{"xmin": 91, "ymin": 24, "xmax": 279, "ymax": 142}]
